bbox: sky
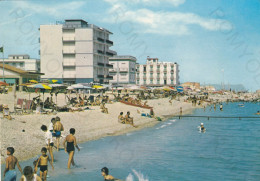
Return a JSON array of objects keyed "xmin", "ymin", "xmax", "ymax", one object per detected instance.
[{"xmin": 0, "ymin": 0, "xmax": 260, "ymax": 91}]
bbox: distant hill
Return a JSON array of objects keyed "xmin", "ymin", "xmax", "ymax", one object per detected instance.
[{"xmin": 205, "ymin": 84, "xmax": 247, "ymax": 91}]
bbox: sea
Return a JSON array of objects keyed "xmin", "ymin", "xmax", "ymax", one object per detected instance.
[{"xmin": 1, "ymin": 102, "xmax": 260, "ymax": 181}]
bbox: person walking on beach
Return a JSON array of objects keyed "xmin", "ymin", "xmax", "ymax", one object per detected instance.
[
  {"xmin": 3, "ymin": 147, "xmax": 23, "ymax": 181},
  {"xmin": 35, "ymin": 147, "xmax": 54, "ymax": 181},
  {"xmin": 63, "ymin": 128, "xmax": 80, "ymax": 169},
  {"xmin": 40, "ymin": 125, "xmax": 54, "ymax": 163},
  {"xmin": 53, "ymin": 116, "xmax": 64, "ymax": 151},
  {"xmin": 20, "ymin": 166, "xmax": 42, "ymax": 181}
]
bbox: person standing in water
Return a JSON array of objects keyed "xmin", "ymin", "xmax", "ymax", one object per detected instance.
[
  {"xmin": 63, "ymin": 128, "xmax": 80, "ymax": 169},
  {"xmin": 35, "ymin": 147, "xmax": 54, "ymax": 181},
  {"xmin": 40, "ymin": 125, "xmax": 54, "ymax": 164},
  {"xmin": 220, "ymin": 104, "xmax": 223, "ymax": 111},
  {"xmin": 53, "ymin": 116, "xmax": 64, "ymax": 151},
  {"xmin": 3, "ymin": 147, "xmax": 23, "ymax": 181}
]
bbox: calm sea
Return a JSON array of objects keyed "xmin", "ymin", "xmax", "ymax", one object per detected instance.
[{"xmin": 2, "ymin": 102, "xmax": 260, "ymax": 181}]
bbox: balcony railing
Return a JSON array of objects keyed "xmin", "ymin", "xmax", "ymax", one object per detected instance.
[
  {"xmin": 106, "ymin": 40, "xmax": 113, "ymax": 45},
  {"xmin": 105, "ymin": 75, "xmax": 113, "ymax": 79},
  {"xmin": 63, "ymin": 36, "xmax": 75, "ymax": 41},
  {"xmin": 63, "ymin": 49, "xmax": 75, "ymax": 54},
  {"xmin": 120, "ymin": 68, "xmax": 128, "ymax": 72},
  {"xmin": 97, "ymin": 37, "xmax": 105, "ymax": 43},
  {"xmin": 63, "ymin": 73, "xmax": 76, "ymax": 78},
  {"xmin": 106, "ymin": 63, "xmax": 113, "ymax": 68},
  {"xmin": 98, "ymin": 75, "xmax": 104, "ymax": 78},
  {"xmin": 98, "ymin": 62, "xmax": 104, "ymax": 66},
  {"xmin": 109, "ymin": 69, "xmax": 117, "ymax": 72},
  {"xmin": 97, "ymin": 50, "xmax": 105, "ymax": 54}
]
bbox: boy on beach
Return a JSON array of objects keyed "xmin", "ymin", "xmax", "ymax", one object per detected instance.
[
  {"xmin": 40, "ymin": 125, "xmax": 54, "ymax": 163},
  {"xmin": 20, "ymin": 166, "xmax": 42, "ymax": 181},
  {"xmin": 3, "ymin": 147, "xmax": 23, "ymax": 181},
  {"xmin": 53, "ymin": 116, "xmax": 64, "ymax": 151},
  {"xmin": 63, "ymin": 128, "xmax": 80, "ymax": 169},
  {"xmin": 35, "ymin": 147, "xmax": 54, "ymax": 181},
  {"xmin": 118, "ymin": 112, "xmax": 125, "ymax": 124}
]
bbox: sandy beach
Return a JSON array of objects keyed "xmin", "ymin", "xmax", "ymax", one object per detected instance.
[{"xmin": 1, "ymin": 91, "xmax": 195, "ymax": 164}]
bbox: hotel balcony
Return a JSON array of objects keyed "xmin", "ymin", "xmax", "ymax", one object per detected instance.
[
  {"xmin": 62, "ymin": 49, "xmax": 75, "ymax": 54},
  {"xmin": 97, "ymin": 62, "xmax": 105, "ymax": 67},
  {"xmin": 120, "ymin": 68, "xmax": 128, "ymax": 72},
  {"xmin": 63, "ymin": 73, "xmax": 76, "ymax": 78},
  {"xmin": 62, "ymin": 36, "xmax": 75, "ymax": 42},
  {"xmin": 109, "ymin": 69, "xmax": 117, "ymax": 72},
  {"xmin": 98, "ymin": 75, "xmax": 104, "ymax": 78},
  {"xmin": 104, "ymin": 75, "xmax": 113, "ymax": 80},
  {"xmin": 106, "ymin": 63, "xmax": 113, "ymax": 68},
  {"xmin": 106, "ymin": 40, "xmax": 113, "ymax": 45},
  {"xmin": 63, "ymin": 60, "xmax": 76, "ymax": 66},
  {"xmin": 106, "ymin": 49, "xmax": 117, "ymax": 57},
  {"xmin": 97, "ymin": 37, "xmax": 105, "ymax": 43}
]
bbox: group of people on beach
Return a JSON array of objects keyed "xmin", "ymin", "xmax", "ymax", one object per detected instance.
[
  {"xmin": 3, "ymin": 116, "xmax": 80, "ymax": 181},
  {"xmin": 118, "ymin": 111, "xmax": 137, "ymax": 128}
]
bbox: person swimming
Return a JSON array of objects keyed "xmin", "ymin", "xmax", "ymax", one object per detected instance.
[
  {"xmin": 101, "ymin": 167, "xmax": 121, "ymax": 181},
  {"xmin": 255, "ymin": 111, "xmax": 260, "ymax": 115},
  {"xmin": 199, "ymin": 123, "xmax": 206, "ymax": 132}
]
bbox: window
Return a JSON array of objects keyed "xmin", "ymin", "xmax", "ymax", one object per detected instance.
[{"xmin": 143, "ymin": 67, "xmax": 146, "ymax": 72}]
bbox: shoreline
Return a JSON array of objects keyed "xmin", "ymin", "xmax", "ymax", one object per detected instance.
[{"xmin": 1, "ymin": 95, "xmax": 196, "ymax": 164}]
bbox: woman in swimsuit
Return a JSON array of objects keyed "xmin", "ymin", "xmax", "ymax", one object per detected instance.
[{"xmin": 63, "ymin": 128, "xmax": 80, "ymax": 169}]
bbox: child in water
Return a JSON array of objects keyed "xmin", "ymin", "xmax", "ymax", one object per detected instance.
[
  {"xmin": 35, "ymin": 147, "xmax": 54, "ymax": 181},
  {"xmin": 101, "ymin": 167, "xmax": 121, "ymax": 181},
  {"xmin": 63, "ymin": 128, "xmax": 80, "ymax": 169}
]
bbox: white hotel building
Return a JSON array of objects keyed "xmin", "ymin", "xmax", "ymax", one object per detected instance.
[
  {"xmin": 40, "ymin": 19, "xmax": 116, "ymax": 84},
  {"xmin": 136, "ymin": 57, "xmax": 180, "ymax": 86},
  {"xmin": 4, "ymin": 54, "xmax": 40, "ymax": 73},
  {"xmin": 109, "ymin": 56, "xmax": 136, "ymax": 85}
]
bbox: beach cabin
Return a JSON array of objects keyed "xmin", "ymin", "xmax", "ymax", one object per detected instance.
[{"xmin": 0, "ymin": 63, "xmax": 44, "ymax": 91}]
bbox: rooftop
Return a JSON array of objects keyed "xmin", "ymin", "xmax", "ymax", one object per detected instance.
[{"xmin": 109, "ymin": 55, "xmax": 137, "ymax": 61}]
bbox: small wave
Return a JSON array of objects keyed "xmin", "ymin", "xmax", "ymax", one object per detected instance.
[
  {"xmin": 126, "ymin": 169, "xmax": 149, "ymax": 181},
  {"xmin": 169, "ymin": 119, "xmax": 176, "ymax": 122}
]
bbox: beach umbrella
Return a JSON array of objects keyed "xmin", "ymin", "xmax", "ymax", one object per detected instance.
[
  {"xmin": 50, "ymin": 79, "xmax": 62, "ymax": 84},
  {"xmin": 67, "ymin": 86, "xmax": 74, "ymax": 90},
  {"xmin": 49, "ymin": 84, "xmax": 66, "ymax": 88},
  {"xmin": 0, "ymin": 81, "xmax": 9, "ymax": 86},
  {"xmin": 92, "ymin": 85, "xmax": 104, "ymax": 89},
  {"xmin": 71, "ymin": 84, "xmax": 84, "ymax": 89},
  {"xmin": 28, "ymin": 83, "xmax": 52, "ymax": 108},
  {"xmin": 163, "ymin": 86, "xmax": 171, "ymax": 91},
  {"xmin": 29, "ymin": 80, "xmax": 38, "ymax": 83},
  {"xmin": 177, "ymin": 86, "xmax": 184, "ymax": 92}
]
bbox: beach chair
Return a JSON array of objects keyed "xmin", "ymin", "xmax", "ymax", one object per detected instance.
[
  {"xmin": 14, "ymin": 98, "xmax": 25, "ymax": 115},
  {"xmin": 23, "ymin": 100, "xmax": 33, "ymax": 114}
]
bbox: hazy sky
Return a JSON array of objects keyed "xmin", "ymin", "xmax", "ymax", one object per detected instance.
[{"xmin": 0, "ymin": 0, "xmax": 260, "ymax": 91}]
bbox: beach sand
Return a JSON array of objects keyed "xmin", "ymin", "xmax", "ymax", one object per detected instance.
[{"xmin": 1, "ymin": 92, "xmax": 194, "ymax": 164}]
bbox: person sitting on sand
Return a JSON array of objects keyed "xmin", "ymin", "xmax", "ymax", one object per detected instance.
[
  {"xmin": 63, "ymin": 128, "xmax": 80, "ymax": 169},
  {"xmin": 150, "ymin": 108, "xmax": 155, "ymax": 118},
  {"xmin": 40, "ymin": 125, "xmax": 54, "ymax": 164},
  {"xmin": 101, "ymin": 167, "xmax": 120, "ymax": 181},
  {"xmin": 118, "ymin": 112, "xmax": 125, "ymax": 124},
  {"xmin": 3, "ymin": 147, "xmax": 23, "ymax": 181},
  {"xmin": 3, "ymin": 104, "xmax": 12, "ymax": 120},
  {"xmin": 125, "ymin": 111, "xmax": 137, "ymax": 128},
  {"xmin": 35, "ymin": 147, "xmax": 54, "ymax": 181},
  {"xmin": 100, "ymin": 102, "xmax": 108, "ymax": 114},
  {"xmin": 53, "ymin": 117, "xmax": 64, "ymax": 151},
  {"xmin": 20, "ymin": 166, "xmax": 42, "ymax": 181}
]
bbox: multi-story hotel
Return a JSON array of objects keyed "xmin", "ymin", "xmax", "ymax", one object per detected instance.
[
  {"xmin": 4, "ymin": 54, "xmax": 40, "ymax": 73},
  {"xmin": 109, "ymin": 55, "xmax": 136, "ymax": 85},
  {"xmin": 40, "ymin": 19, "xmax": 116, "ymax": 84},
  {"xmin": 136, "ymin": 57, "xmax": 180, "ymax": 86}
]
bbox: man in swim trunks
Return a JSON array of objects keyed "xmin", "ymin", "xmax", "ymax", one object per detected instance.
[
  {"xmin": 41, "ymin": 125, "xmax": 54, "ymax": 163},
  {"xmin": 53, "ymin": 116, "xmax": 64, "ymax": 151},
  {"xmin": 35, "ymin": 147, "xmax": 54, "ymax": 181},
  {"xmin": 125, "ymin": 111, "xmax": 137, "ymax": 128},
  {"xmin": 3, "ymin": 147, "xmax": 23, "ymax": 181},
  {"xmin": 63, "ymin": 128, "xmax": 80, "ymax": 169}
]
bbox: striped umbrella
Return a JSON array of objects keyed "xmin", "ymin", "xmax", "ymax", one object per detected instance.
[{"xmin": 27, "ymin": 84, "xmax": 52, "ymax": 108}]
